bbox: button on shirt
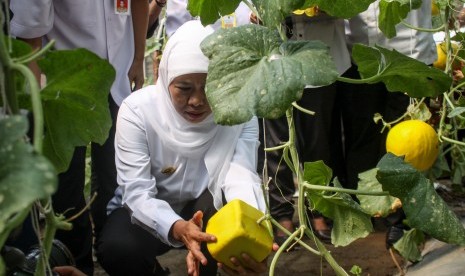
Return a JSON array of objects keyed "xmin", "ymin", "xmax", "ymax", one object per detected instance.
[
  {"xmin": 346, "ymin": 0, "xmax": 437, "ymax": 65},
  {"xmin": 10, "ymin": 0, "xmax": 135, "ymax": 106}
]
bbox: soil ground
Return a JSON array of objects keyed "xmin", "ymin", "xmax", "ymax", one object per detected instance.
[{"xmin": 93, "ymin": 180, "xmax": 465, "ymax": 276}]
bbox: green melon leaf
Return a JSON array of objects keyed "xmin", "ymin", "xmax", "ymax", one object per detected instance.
[
  {"xmin": 38, "ymin": 48, "xmax": 115, "ymax": 172},
  {"xmin": 377, "ymin": 153, "xmax": 465, "ymax": 245},
  {"xmin": 187, "ymin": 0, "xmax": 242, "ymax": 26},
  {"xmin": 201, "ymin": 24, "xmax": 338, "ymax": 125},
  {"xmin": 357, "ymin": 168, "xmax": 400, "ymax": 217},
  {"xmin": 393, "ymin": 228, "xmax": 425, "ymax": 262},
  {"xmin": 352, "ymin": 44, "xmax": 452, "ymax": 98},
  {"xmin": 378, "ymin": 0, "xmax": 422, "ymax": 38},
  {"xmin": 0, "ymin": 116, "xmax": 57, "ymax": 242},
  {"xmin": 312, "ymin": 0, "xmax": 375, "ymax": 18},
  {"xmin": 303, "ymin": 161, "xmax": 373, "ymax": 247},
  {"xmin": 251, "ymin": 0, "xmax": 305, "ymax": 28}
]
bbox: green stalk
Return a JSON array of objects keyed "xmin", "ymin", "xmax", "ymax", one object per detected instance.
[
  {"xmin": 9, "ymin": 63, "xmax": 43, "ymax": 153},
  {"xmin": 303, "ymin": 227, "xmax": 348, "ymax": 276},
  {"xmin": 14, "ymin": 40, "xmax": 55, "ymax": 64},
  {"xmin": 302, "ymin": 182, "xmax": 390, "ymax": 196},
  {"xmin": 400, "ymin": 21, "xmax": 445, "ymax": 33},
  {"xmin": 0, "ymin": 26, "xmax": 19, "ymax": 114},
  {"xmin": 337, "ymin": 73, "xmax": 383, "ymax": 84}
]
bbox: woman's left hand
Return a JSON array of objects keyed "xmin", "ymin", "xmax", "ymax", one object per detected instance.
[
  {"xmin": 218, "ymin": 243, "xmax": 279, "ymax": 276},
  {"xmin": 218, "ymin": 254, "xmax": 267, "ymax": 276}
]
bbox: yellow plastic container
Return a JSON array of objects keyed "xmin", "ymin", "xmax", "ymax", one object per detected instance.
[{"xmin": 206, "ymin": 199, "xmax": 273, "ymax": 269}]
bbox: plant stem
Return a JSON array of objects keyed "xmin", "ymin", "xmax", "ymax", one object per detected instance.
[
  {"xmin": 292, "ymin": 101, "xmax": 315, "ymax": 115},
  {"xmin": 337, "ymin": 73, "xmax": 382, "ymax": 84},
  {"xmin": 0, "ymin": 28, "xmax": 19, "ymax": 114},
  {"xmin": 14, "ymin": 40, "xmax": 55, "ymax": 64},
  {"xmin": 302, "ymin": 183, "xmax": 390, "ymax": 196},
  {"xmin": 303, "ymin": 227, "xmax": 349, "ymax": 276},
  {"xmin": 440, "ymin": 135, "xmax": 465, "ymax": 146},
  {"xmin": 264, "ymin": 142, "xmax": 289, "ymax": 152},
  {"xmin": 400, "ymin": 20, "xmax": 445, "ymax": 33},
  {"xmin": 9, "ymin": 62, "xmax": 43, "ymax": 153},
  {"xmin": 270, "ymin": 219, "xmax": 321, "ymax": 254}
]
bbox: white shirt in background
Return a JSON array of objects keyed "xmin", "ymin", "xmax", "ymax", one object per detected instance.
[
  {"xmin": 10, "ymin": 0, "xmax": 135, "ymax": 105},
  {"xmin": 346, "ymin": 0, "xmax": 437, "ymax": 65}
]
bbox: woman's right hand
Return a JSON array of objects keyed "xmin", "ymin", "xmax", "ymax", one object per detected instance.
[{"xmin": 171, "ymin": 211, "xmax": 216, "ymax": 276}]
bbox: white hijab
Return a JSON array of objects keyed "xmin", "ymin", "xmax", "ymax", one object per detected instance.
[{"xmin": 152, "ymin": 20, "xmax": 244, "ymax": 209}]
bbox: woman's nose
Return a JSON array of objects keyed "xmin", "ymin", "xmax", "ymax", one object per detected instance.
[{"xmin": 189, "ymin": 88, "xmax": 206, "ymax": 106}]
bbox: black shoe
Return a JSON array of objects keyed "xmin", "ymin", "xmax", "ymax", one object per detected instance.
[
  {"xmin": 153, "ymin": 258, "xmax": 170, "ymax": 275},
  {"xmin": 313, "ymin": 229, "xmax": 332, "ymax": 243},
  {"xmin": 385, "ymin": 224, "xmax": 405, "ymax": 249}
]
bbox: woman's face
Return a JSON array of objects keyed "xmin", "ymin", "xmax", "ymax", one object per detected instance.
[{"xmin": 168, "ymin": 73, "xmax": 212, "ymax": 123}]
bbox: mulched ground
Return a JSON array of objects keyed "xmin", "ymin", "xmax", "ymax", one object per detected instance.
[{"xmin": 94, "ymin": 180, "xmax": 464, "ymax": 276}]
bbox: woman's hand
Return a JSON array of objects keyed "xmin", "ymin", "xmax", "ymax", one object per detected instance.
[
  {"xmin": 171, "ymin": 211, "xmax": 216, "ymax": 276},
  {"xmin": 52, "ymin": 266, "xmax": 87, "ymax": 276},
  {"xmin": 218, "ymin": 243, "xmax": 279, "ymax": 275}
]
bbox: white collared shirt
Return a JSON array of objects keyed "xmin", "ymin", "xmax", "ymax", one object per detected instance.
[
  {"xmin": 10, "ymin": 0, "xmax": 134, "ymax": 106},
  {"xmin": 346, "ymin": 0, "xmax": 437, "ymax": 65}
]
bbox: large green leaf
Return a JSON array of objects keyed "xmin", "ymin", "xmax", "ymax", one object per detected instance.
[
  {"xmin": 378, "ymin": 0, "xmax": 422, "ymax": 38},
  {"xmin": 201, "ymin": 24, "xmax": 338, "ymax": 125},
  {"xmin": 312, "ymin": 0, "xmax": 376, "ymax": 18},
  {"xmin": 38, "ymin": 49, "xmax": 115, "ymax": 172},
  {"xmin": 187, "ymin": 0, "xmax": 242, "ymax": 26},
  {"xmin": 393, "ymin": 228, "xmax": 425, "ymax": 262},
  {"xmin": 377, "ymin": 153, "xmax": 465, "ymax": 245},
  {"xmin": 357, "ymin": 168, "xmax": 400, "ymax": 217},
  {"xmin": 0, "ymin": 116, "xmax": 57, "ymax": 241},
  {"xmin": 303, "ymin": 161, "xmax": 373, "ymax": 247},
  {"xmin": 251, "ymin": 0, "xmax": 305, "ymax": 28},
  {"xmin": 352, "ymin": 44, "xmax": 452, "ymax": 98}
]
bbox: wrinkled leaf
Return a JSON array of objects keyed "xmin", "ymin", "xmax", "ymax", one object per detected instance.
[
  {"xmin": 251, "ymin": 0, "xmax": 305, "ymax": 28},
  {"xmin": 312, "ymin": 0, "xmax": 375, "ymax": 18},
  {"xmin": 448, "ymin": 106, "xmax": 465, "ymax": 118},
  {"xmin": 377, "ymin": 153, "xmax": 465, "ymax": 245},
  {"xmin": 187, "ymin": 0, "xmax": 242, "ymax": 26},
  {"xmin": 0, "ymin": 116, "xmax": 57, "ymax": 239},
  {"xmin": 38, "ymin": 48, "xmax": 115, "ymax": 172},
  {"xmin": 407, "ymin": 102, "xmax": 432, "ymax": 121},
  {"xmin": 352, "ymin": 44, "xmax": 452, "ymax": 98},
  {"xmin": 303, "ymin": 161, "xmax": 373, "ymax": 246},
  {"xmin": 378, "ymin": 0, "xmax": 422, "ymax": 38},
  {"xmin": 201, "ymin": 24, "xmax": 338, "ymax": 125},
  {"xmin": 357, "ymin": 168, "xmax": 400, "ymax": 217},
  {"xmin": 303, "ymin": 160, "xmax": 332, "ymax": 185},
  {"xmin": 393, "ymin": 228, "xmax": 425, "ymax": 262}
]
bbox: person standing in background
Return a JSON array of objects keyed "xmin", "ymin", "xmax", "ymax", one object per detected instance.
[
  {"xmin": 9, "ymin": 1, "xmax": 148, "ymax": 274},
  {"xmin": 257, "ymin": 10, "xmax": 352, "ymax": 244},
  {"xmin": 338, "ymin": 0, "xmax": 436, "ymax": 245},
  {"xmin": 337, "ymin": 0, "xmax": 437, "ymax": 191}
]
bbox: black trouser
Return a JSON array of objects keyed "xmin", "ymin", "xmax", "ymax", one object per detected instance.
[
  {"xmin": 53, "ymin": 146, "xmax": 94, "ymax": 276},
  {"xmin": 335, "ymin": 64, "xmax": 409, "ymax": 190},
  {"xmin": 53, "ymin": 95, "xmax": 120, "ymax": 275},
  {"xmin": 90, "ymin": 96, "xmax": 119, "ymax": 240},
  {"xmin": 95, "ymin": 190, "xmax": 218, "ymax": 276},
  {"xmin": 257, "ymin": 84, "xmax": 342, "ymax": 222}
]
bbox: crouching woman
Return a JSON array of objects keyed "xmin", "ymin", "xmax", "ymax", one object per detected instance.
[{"xmin": 96, "ymin": 20, "xmax": 274, "ymax": 276}]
